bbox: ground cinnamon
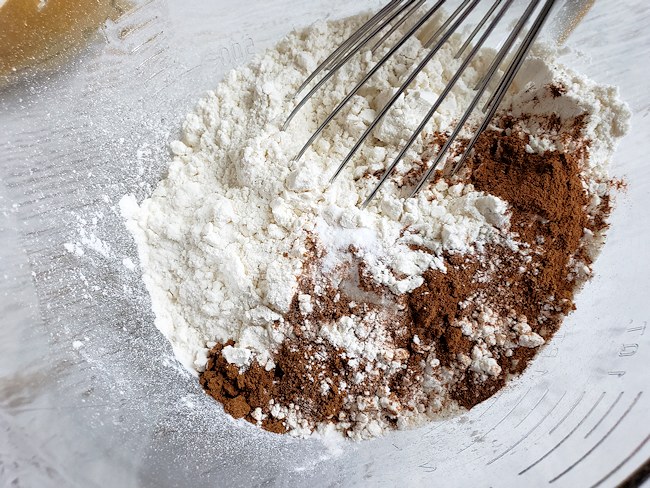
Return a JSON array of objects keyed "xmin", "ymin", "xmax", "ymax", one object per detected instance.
[{"xmin": 200, "ymin": 112, "xmax": 614, "ymax": 436}]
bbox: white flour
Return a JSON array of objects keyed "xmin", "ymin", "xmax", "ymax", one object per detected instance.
[{"xmin": 120, "ymin": 10, "xmax": 629, "ymax": 437}]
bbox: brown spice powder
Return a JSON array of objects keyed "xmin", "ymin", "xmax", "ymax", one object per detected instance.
[
  {"xmin": 200, "ymin": 340, "xmax": 349, "ymax": 434},
  {"xmin": 200, "ymin": 113, "xmax": 614, "ymax": 435}
]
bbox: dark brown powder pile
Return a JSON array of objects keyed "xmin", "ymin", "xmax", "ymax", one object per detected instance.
[
  {"xmin": 200, "ymin": 339, "xmax": 351, "ymax": 434},
  {"xmin": 199, "ymin": 112, "xmax": 615, "ymax": 436},
  {"xmin": 402, "ymin": 113, "xmax": 599, "ymax": 408}
]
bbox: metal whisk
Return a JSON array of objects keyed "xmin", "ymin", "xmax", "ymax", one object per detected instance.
[{"xmin": 282, "ymin": 0, "xmax": 558, "ymax": 207}]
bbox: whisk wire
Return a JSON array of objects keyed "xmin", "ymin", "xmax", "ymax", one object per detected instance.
[
  {"xmin": 332, "ymin": 0, "xmax": 479, "ymax": 183},
  {"xmin": 295, "ymin": 0, "xmax": 403, "ymax": 96},
  {"xmin": 411, "ymin": 0, "xmax": 562, "ymax": 197},
  {"xmin": 370, "ymin": 0, "xmax": 428, "ymax": 54},
  {"xmin": 450, "ymin": 0, "xmax": 557, "ymax": 176},
  {"xmin": 423, "ymin": 0, "xmax": 472, "ymax": 48},
  {"xmin": 455, "ymin": 0, "xmax": 503, "ymax": 59},
  {"xmin": 283, "ymin": 0, "xmax": 416, "ymax": 130},
  {"xmin": 481, "ymin": 0, "xmax": 554, "ymax": 114},
  {"xmin": 362, "ymin": 0, "xmax": 516, "ymax": 206},
  {"xmin": 322, "ymin": 0, "xmax": 411, "ymax": 72},
  {"xmin": 291, "ymin": 0, "xmax": 447, "ymax": 165},
  {"xmin": 283, "ymin": 0, "xmax": 560, "ymax": 205},
  {"xmin": 408, "ymin": 0, "xmax": 542, "ymax": 197}
]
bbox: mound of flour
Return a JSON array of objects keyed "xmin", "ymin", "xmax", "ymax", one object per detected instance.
[{"xmin": 120, "ymin": 9, "xmax": 629, "ymax": 382}]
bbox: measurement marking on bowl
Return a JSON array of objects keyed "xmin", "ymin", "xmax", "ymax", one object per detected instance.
[
  {"xmin": 627, "ymin": 319, "xmax": 647, "ymax": 335},
  {"xmin": 619, "ymin": 343, "xmax": 639, "ymax": 357},
  {"xmin": 590, "ymin": 433, "xmax": 650, "ymax": 488},
  {"xmin": 548, "ymin": 391, "xmax": 643, "ymax": 483},
  {"xmin": 27, "ymin": 198, "xmax": 89, "ymax": 221},
  {"xmin": 477, "ymin": 395, "xmax": 500, "ymax": 419},
  {"xmin": 420, "ymin": 418, "xmax": 440, "ymax": 437},
  {"xmin": 487, "ymin": 392, "xmax": 564, "ymax": 466},
  {"xmin": 7, "ymin": 403, "xmax": 112, "ymax": 414},
  {"xmin": 548, "ymin": 391, "xmax": 586, "ymax": 435},
  {"xmin": 144, "ymin": 67, "xmax": 166, "ymax": 84},
  {"xmin": 417, "ymin": 461, "xmax": 437, "ymax": 473},
  {"xmin": 119, "ymin": 16, "xmax": 158, "ymax": 40},
  {"xmin": 541, "ymin": 347, "xmax": 559, "ymax": 358},
  {"xmin": 131, "ymin": 31, "xmax": 164, "ymax": 54},
  {"xmin": 457, "ymin": 388, "xmax": 532, "ymax": 454},
  {"xmin": 514, "ymin": 389, "xmax": 550, "ymax": 428},
  {"xmin": 151, "ymin": 64, "xmax": 201, "ymax": 99},
  {"xmin": 607, "ymin": 320, "xmax": 647, "ymax": 377},
  {"xmin": 201, "ymin": 37, "xmax": 256, "ymax": 68},
  {"xmin": 422, "ymin": 420, "xmax": 445, "ymax": 438},
  {"xmin": 584, "ymin": 391, "xmax": 624, "ymax": 439},
  {"xmin": 120, "ymin": 0, "xmax": 156, "ymax": 19},
  {"xmin": 518, "ymin": 391, "xmax": 606, "ymax": 475},
  {"xmin": 136, "ymin": 48, "xmax": 167, "ymax": 70}
]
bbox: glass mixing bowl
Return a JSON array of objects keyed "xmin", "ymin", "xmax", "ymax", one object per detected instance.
[{"xmin": 1, "ymin": 1, "xmax": 648, "ymax": 486}]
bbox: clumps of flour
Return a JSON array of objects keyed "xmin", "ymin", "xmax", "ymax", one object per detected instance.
[{"xmin": 120, "ymin": 11, "xmax": 516, "ymax": 372}]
